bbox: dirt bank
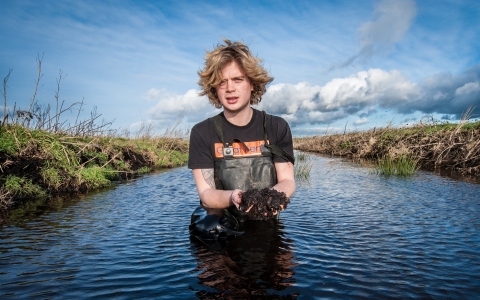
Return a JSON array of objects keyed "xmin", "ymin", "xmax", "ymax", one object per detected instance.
[
  {"xmin": 293, "ymin": 120, "xmax": 480, "ymax": 178},
  {"xmin": 0, "ymin": 124, "xmax": 189, "ymax": 214}
]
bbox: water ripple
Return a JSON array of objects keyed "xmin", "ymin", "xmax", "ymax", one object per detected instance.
[{"xmin": 1, "ymin": 157, "xmax": 480, "ymax": 299}]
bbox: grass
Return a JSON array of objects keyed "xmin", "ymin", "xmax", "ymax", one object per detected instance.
[
  {"xmin": 3, "ymin": 175, "xmax": 47, "ymax": 199},
  {"xmin": 373, "ymin": 155, "xmax": 419, "ymax": 176},
  {"xmin": 1, "ymin": 57, "xmax": 190, "ymax": 216},
  {"xmin": 294, "ymin": 152, "xmax": 314, "ymax": 182},
  {"xmin": 294, "ymin": 116, "xmax": 480, "ymax": 178},
  {"xmin": 40, "ymin": 165, "xmax": 63, "ymax": 189},
  {"xmin": 0, "ymin": 123, "xmax": 189, "ymax": 211},
  {"xmin": 80, "ymin": 166, "xmax": 111, "ymax": 190},
  {"xmin": 137, "ymin": 166, "xmax": 152, "ymax": 174}
]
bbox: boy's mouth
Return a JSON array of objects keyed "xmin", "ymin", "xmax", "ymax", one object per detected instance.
[{"xmin": 226, "ymin": 97, "xmax": 238, "ymax": 104}]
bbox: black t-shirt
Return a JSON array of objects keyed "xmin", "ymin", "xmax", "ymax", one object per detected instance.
[{"xmin": 188, "ymin": 108, "xmax": 294, "ymax": 169}]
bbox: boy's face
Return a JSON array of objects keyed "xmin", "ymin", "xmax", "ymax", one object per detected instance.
[{"xmin": 216, "ymin": 60, "xmax": 253, "ymax": 115}]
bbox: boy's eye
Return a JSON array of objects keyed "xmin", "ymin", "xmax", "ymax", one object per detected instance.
[
  {"xmin": 234, "ymin": 78, "xmax": 243, "ymax": 83},
  {"xmin": 219, "ymin": 81, "xmax": 226, "ymax": 86}
]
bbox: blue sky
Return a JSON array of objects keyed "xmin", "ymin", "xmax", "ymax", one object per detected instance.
[{"xmin": 1, "ymin": 0, "xmax": 480, "ymax": 136}]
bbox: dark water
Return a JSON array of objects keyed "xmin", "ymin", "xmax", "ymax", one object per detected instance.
[{"xmin": 1, "ymin": 155, "xmax": 480, "ymax": 299}]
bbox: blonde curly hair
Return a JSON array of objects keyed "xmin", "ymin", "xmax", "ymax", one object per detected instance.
[{"xmin": 198, "ymin": 39, "xmax": 274, "ymax": 108}]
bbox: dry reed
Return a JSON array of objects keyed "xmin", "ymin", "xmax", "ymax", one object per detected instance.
[{"xmin": 294, "ymin": 112, "xmax": 480, "ymax": 178}]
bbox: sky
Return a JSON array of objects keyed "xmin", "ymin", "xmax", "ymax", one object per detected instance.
[{"xmin": 1, "ymin": 0, "xmax": 480, "ymax": 137}]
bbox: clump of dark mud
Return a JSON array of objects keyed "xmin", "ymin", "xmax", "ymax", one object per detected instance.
[{"xmin": 239, "ymin": 188, "xmax": 290, "ymax": 220}]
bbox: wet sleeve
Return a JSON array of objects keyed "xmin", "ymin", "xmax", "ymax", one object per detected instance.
[{"xmin": 188, "ymin": 125, "xmax": 214, "ymax": 169}]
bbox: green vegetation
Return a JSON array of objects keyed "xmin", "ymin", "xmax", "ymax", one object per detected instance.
[
  {"xmin": 137, "ymin": 166, "xmax": 152, "ymax": 174},
  {"xmin": 4, "ymin": 175, "xmax": 47, "ymax": 199},
  {"xmin": 0, "ymin": 124, "xmax": 189, "ymax": 211},
  {"xmin": 294, "ymin": 152, "xmax": 314, "ymax": 182},
  {"xmin": 0, "ymin": 57, "xmax": 190, "ymax": 218},
  {"xmin": 339, "ymin": 141, "xmax": 352, "ymax": 150},
  {"xmin": 373, "ymin": 155, "xmax": 419, "ymax": 176}
]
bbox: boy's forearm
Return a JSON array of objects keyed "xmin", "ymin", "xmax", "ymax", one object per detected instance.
[
  {"xmin": 272, "ymin": 179, "xmax": 296, "ymax": 198},
  {"xmin": 199, "ymin": 188, "xmax": 234, "ymax": 209}
]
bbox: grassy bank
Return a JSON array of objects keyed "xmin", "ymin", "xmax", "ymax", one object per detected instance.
[
  {"xmin": 1, "ymin": 58, "xmax": 191, "ymax": 223},
  {"xmin": 294, "ymin": 119, "xmax": 480, "ymax": 177},
  {"xmin": 0, "ymin": 124, "xmax": 188, "ymax": 212}
]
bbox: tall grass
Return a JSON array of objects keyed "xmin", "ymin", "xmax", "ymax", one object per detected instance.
[
  {"xmin": 373, "ymin": 155, "xmax": 419, "ymax": 176},
  {"xmin": 3, "ymin": 175, "xmax": 47, "ymax": 199},
  {"xmin": 0, "ymin": 123, "xmax": 189, "ymax": 211},
  {"xmin": 294, "ymin": 108, "xmax": 480, "ymax": 178},
  {"xmin": 294, "ymin": 152, "xmax": 313, "ymax": 182},
  {"xmin": 2, "ymin": 54, "xmax": 114, "ymax": 136},
  {"xmin": 1, "ymin": 57, "xmax": 189, "ymax": 214}
]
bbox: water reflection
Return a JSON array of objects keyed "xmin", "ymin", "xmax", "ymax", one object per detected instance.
[
  {"xmin": 190, "ymin": 219, "xmax": 298, "ymax": 299},
  {"xmin": 1, "ymin": 159, "xmax": 480, "ymax": 299}
]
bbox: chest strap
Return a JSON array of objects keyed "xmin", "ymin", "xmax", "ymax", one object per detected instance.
[{"xmin": 261, "ymin": 111, "xmax": 295, "ymax": 164}]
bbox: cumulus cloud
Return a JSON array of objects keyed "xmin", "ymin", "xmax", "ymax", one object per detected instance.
[
  {"xmin": 354, "ymin": 117, "xmax": 370, "ymax": 125},
  {"xmin": 146, "ymin": 88, "xmax": 217, "ymax": 125},
  {"xmin": 258, "ymin": 65, "xmax": 480, "ymax": 126},
  {"xmin": 398, "ymin": 65, "xmax": 480, "ymax": 117},
  {"xmin": 259, "ymin": 68, "xmax": 420, "ymax": 125},
  {"xmin": 143, "ymin": 88, "xmax": 164, "ymax": 102},
  {"xmin": 144, "ymin": 65, "xmax": 480, "ymax": 130},
  {"xmin": 332, "ymin": 0, "xmax": 417, "ymax": 69}
]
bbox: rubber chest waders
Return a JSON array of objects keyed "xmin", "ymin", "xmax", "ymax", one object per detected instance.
[
  {"xmin": 213, "ymin": 111, "xmax": 294, "ymax": 221},
  {"xmin": 189, "ymin": 111, "xmax": 294, "ymax": 243}
]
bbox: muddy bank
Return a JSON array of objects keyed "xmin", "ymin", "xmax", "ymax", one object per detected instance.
[
  {"xmin": 294, "ymin": 120, "xmax": 480, "ymax": 178},
  {"xmin": 0, "ymin": 124, "xmax": 189, "ymax": 215}
]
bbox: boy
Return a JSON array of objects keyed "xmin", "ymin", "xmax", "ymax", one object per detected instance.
[{"xmin": 188, "ymin": 39, "xmax": 295, "ymax": 240}]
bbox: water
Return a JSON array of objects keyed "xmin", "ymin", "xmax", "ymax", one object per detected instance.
[{"xmin": 1, "ymin": 155, "xmax": 480, "ymax": 299}]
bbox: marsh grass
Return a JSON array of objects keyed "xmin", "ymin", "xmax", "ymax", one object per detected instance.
[
  {"xmin": 2, "ymin": 55, "xmax": 114, "ymax": 136},
  {"xmin": 1, "ymin": 57, "xmax": 190, "ymax": 214},
  {"xmin": 137, "ymin": 166, "xmax": 152, "ymax": 174},
  {"xmin": 0, "ymin": 124, "xmax": 189, "ymax": 211},
  {"xmin": 4, "ymin": 175, "xmax": 47, "ymax": 199},
  {"xmin": 294, "ymin": 109, "xmax": 480, "ymax": 178},
  {"xmin": 373, "ymin": 155, "xmax": 419, "ymax": 176},
  {"xmin": 294, "ymin": 152, "xmax": 314, "ymax": 182}
]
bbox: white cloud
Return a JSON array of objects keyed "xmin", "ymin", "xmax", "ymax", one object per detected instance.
[
  {"xmin": 333, "ymin": 0, "xmax": 417, "ymax": 69},
  {"xmin": 258, "ymin": 66, "xmax": 480, "ymax": 126},
  {"xmin": 259, "ymin": 68, "xmax": 420, "ymax": 126},
  {"xmin": 452, "ymin": 81, "xmax": 480, "ymax": 108},
  {"xmin": 354, "ymin": 117, "xmax": 370, "ymax": 125},
  {"xmin": 455, "ymin": 82, "xmax": 480, "ymax": 96},
  {"xmin": 359, "ymin": 0, "xmax": 417, "ymax": 48},
  {"xmin": 147, "ymin": 89, "xmax": 214, "ymax": 124},
  {"xmin": 141, "ymin": 64, "xmax": 480, "ymax": 132},
  {"xmin": 143, "ymin": 88, "xmax": 164, "ymax": 102}
]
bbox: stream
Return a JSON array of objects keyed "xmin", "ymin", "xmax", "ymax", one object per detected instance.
[{"xmin": 1, "ymin": 154, "xmax": 479, "ymax": 299}]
